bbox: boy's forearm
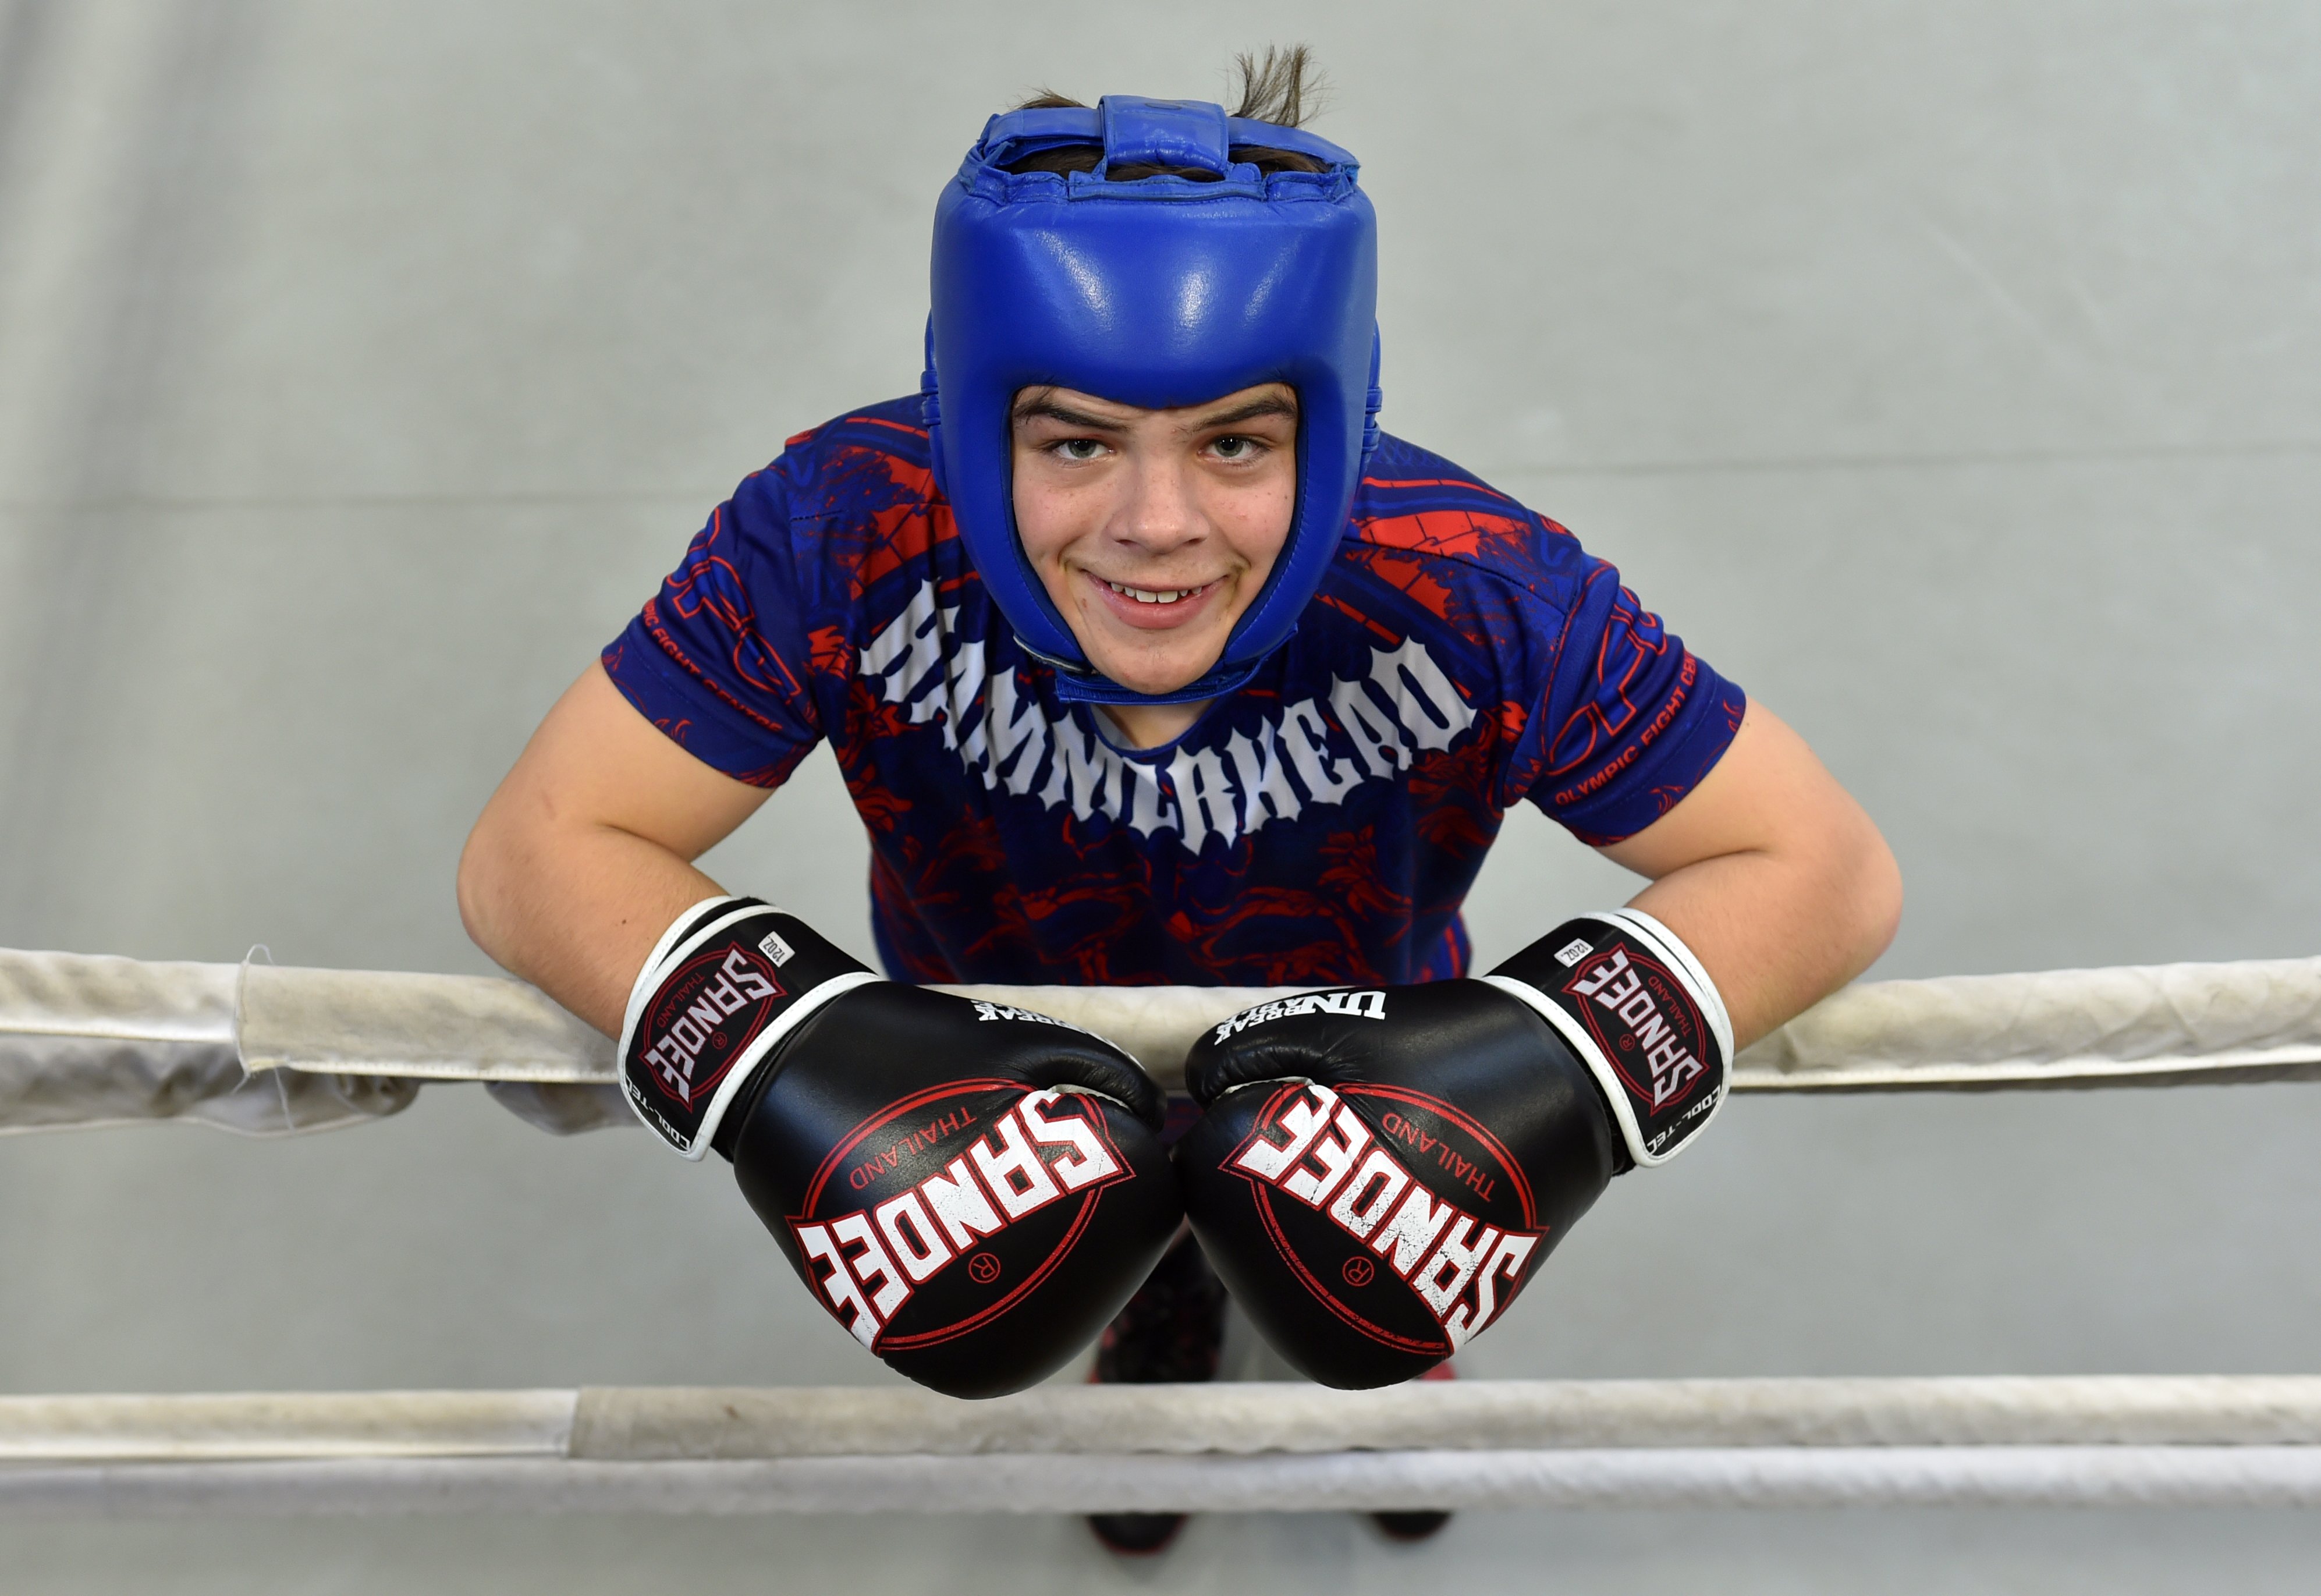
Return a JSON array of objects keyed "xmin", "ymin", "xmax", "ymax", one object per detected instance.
[
  {"xmin": 458, "ymin": 808, "xmax": 725, "ymax": 1038},
  {"xmin": 1621, "ymin": 824, "xmax": 1901, "ymax": 1051}
]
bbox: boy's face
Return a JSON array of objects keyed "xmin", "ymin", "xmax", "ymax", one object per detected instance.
[{"xmin": 1009, "ymin": 382, "xmax": 1298, "ymax": 698}]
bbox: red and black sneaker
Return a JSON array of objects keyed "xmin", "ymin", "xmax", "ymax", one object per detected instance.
[
  {"xmin": 1367, "ymin": 1360, "xmax": 1458, "ymax": 1542},
  {"xmin": 1085, "ymin": 1229, "xmax": 1229, "ymax": 1556}
]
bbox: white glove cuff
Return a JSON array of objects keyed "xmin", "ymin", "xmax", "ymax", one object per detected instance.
[
  {"xmin": 616, "ymin": 897, "xmax": 877, "ymax": 1159},
  {"xmin": 1483, "ymin": 909, "xmax": 1733, "ymax": 1168}
]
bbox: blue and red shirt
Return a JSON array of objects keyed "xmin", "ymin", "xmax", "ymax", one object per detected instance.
[{"xmin": 605, "ymin": 396, "xmax": 1745, "ymax": 988}]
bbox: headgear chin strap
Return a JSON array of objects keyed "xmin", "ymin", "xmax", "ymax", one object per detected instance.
[{"xmin": 922, "ymin": 95, "xmax": 1382, "ymax": 708}]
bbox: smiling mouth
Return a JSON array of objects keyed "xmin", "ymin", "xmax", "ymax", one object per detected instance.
[{"xmin": 1101, "ymin": 578, "xmax": 1216, "ymax": 606}]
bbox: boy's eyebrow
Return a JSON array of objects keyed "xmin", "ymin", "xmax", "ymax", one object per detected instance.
[
  {"xmin": 1191, "ymin": 394, "xmax": 1298, "ymax": 430},
  {"xmin": 1012, "ymin": 398, "xmax": 1128, "ymax": 432},
  {"xmin": 1010, "ymin": 393, "xmax": 1300, "ymax": 432}
]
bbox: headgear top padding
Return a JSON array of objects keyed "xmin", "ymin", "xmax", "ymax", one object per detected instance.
[{"xmin": 923, "ymin": 96, "xmax": 1380, "ymax": 707}]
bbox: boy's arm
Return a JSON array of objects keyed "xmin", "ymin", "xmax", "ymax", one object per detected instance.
[
  {"xmin": 457, "ymin": 662, "xmax": 775, "ymax": 1036},
  {"xmin": 1596, "ymin": 700, "xmax": 1901, "ymax": 1049}
]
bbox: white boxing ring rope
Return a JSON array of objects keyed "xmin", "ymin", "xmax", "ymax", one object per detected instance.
[
  {"xmin": 5, "ymin": 945, "xmax": 2321, "ymax": 1137},
  {"xmin": 6, "ymin": 946, "xmax": 2321, "ymax": 1516},
  {"xmin": 9, "ymin": 1380, "xmax": 2321, "ymax": 1516}
]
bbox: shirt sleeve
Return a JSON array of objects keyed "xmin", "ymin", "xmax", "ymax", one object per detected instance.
[
  {"xmin": 601, "ymin": 464, "xmax": 825, "ymax": 789},
  {"xmin": 1518, "ymin": 559, "xmax": 1747, "ymax": 846}
]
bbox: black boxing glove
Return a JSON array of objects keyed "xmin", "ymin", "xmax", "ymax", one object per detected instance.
[
  {"xmin": 620, "ymin": 896, "xmax": 1180, "ymax": 1399},
  {"xmin": 1482, "ymin": 909, "xmax": 1734, "ymax": 1169},
  {"xmin": 1177, "ymin": 910, "xmax": 1730, "ymax": 1389}
]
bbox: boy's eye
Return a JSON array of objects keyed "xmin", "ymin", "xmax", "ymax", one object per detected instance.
[
  {"xmin": 1212, "ymin": 435, "xmax": 1256, "ymax": 460},
  {"xmin": 1052, "ymin": 438, "xmax": 1106, "ymax": 462}
]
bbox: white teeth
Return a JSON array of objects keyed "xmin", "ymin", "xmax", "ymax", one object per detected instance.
[{"xmin": 1105, "ymin": 580, "xmax": 1203, "ymax": 605}]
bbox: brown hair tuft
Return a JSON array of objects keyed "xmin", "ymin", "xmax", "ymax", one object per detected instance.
[
  {"xmin": 1227, "ymin": 45, "xmax": 1325, "ymax": 129},
  {"xmin": 1003, "ymin": 48, "xmax": 1331, "ymax": 179}
]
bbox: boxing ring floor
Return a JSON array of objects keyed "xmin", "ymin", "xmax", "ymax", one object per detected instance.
[{"xmin": 4, "ymin": 946, "xmax": 2321, "ymax": 1517}]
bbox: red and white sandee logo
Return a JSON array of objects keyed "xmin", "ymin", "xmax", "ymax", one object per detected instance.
[
  {"xmin": 1230, "ymin": 1082, "xmax": 1539, "ymax": 1349},
  {"xmin": 792, "ymin": 1090, "xmax": 1122, "ymax": 1351},
  {"xmin": 1564, "ymin": 946, "xmax": 1705, "ymax": 1111},
  {"xmin": 638, "ymin": 947, "xmax": 783, "ymax": 1106}
]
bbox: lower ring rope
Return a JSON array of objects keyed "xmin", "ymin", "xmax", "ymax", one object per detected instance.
[
  {"xmin": 4, "ymin": 1379, "xmax": 2321, "ymax": 1516},
  {"xmin": 9, "ymin": 1448, "xmax": 2321, "ymax": 1517}
]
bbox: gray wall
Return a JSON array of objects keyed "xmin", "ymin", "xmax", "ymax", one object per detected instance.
[{"xmin": 2, "ymin": 1, "xmax": 2318, "ymax": 1588}]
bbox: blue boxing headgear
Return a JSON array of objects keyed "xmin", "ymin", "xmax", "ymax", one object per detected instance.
[{"xmin": 921, "ymin": 96, "xmax": 1381, "ymax": 707}]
